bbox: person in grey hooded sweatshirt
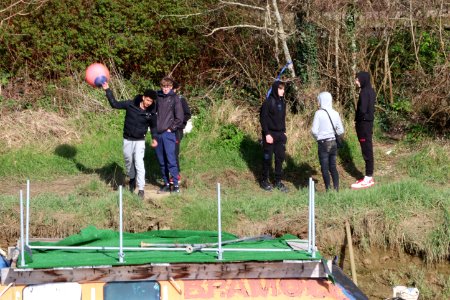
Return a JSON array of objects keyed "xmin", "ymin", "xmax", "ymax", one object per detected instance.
[{"xmin": 311, "ymin": 92, "xmax": 344, "ymax": 191}]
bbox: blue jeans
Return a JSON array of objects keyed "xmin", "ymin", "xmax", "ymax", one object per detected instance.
[
  {"xmin": 318, "ymin": 140, "xmax": 339, "ymax": 191},
  {"xmin": 155, "ymin": 132, "xmax": 179, "ymax": 186}
]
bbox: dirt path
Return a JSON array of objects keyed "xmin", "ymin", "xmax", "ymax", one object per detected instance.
[
  {"xmin": 0, "ymin": 173, "xmax": 170, "ymax": 203},
  {"xmin": 0, "ymin": 174, "xmax": 98, "ymax": 197}
]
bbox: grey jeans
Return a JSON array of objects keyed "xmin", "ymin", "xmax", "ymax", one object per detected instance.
[{"xmin": 123, "ymin": 139, "xmax": 146, "ymax": 190}]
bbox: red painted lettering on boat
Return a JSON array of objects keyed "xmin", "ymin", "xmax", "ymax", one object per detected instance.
[
  {"xmin": 248, "ymin": 279, "xmax": 278, "ymax": 297},
  {"xmin": 279, "ymin": 279, "xmax": 303, "ymax": 297},
  {"xmin": 184, "ymin": 280, "xmax": 209, "ymax": 299},
  {"xmin": 226, "ymin": 279, "xmax": 250, "ymax": 298}
]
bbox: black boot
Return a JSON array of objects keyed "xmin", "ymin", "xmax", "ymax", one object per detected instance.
[
  {"xmin": 158, "ymin": 184, "xmax": 171, "ymax": 194},
  {"xmin": 129, "ymin": 178, "xmax": 136, "ymax": 192},
  {"xmin": 260, "ymin": 180, "xmax": 273, "ymax": 192},
  {"xmin": 274, "ymin": 181, "xmax": 288, "ymax": 193}
]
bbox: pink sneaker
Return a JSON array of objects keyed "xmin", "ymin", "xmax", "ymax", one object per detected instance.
[{"xmin": 351, "ymin": 178, "xmax": 375, "ymax": 189}]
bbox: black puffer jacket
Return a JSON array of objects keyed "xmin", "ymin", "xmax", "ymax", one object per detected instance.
[
  {"xmin": 105, "ymin": 89, "xmax": 157, "ymax": 140},
  {"xmin": 260, "ymin": 81, "xmax": 286, "ymax": 136},
  {"xmin": 355, "ymin": 71, "xmax": 376, "ymax": 122}
]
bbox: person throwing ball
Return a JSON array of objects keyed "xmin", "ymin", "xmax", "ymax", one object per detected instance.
[{"xmin": 102, "ymin": 82, "xmax": 158, "ymax": 199}]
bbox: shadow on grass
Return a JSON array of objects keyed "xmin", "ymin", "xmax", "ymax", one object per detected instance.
[
  {"xmin": 143, "ymin": 143, "xmax": 161, "ymax": 186},
  {"xmin": 55, "ymin": 143, "xmax": 161, "ymax": 188},
  {"xmin": 338, "ymin": 141, "xmax": 364, "ymax": 180},
  {"xmin": 54, "ymin": 144, "xmax": 125, "ymax": 190},
  {"xmin": 239, "ymin": 135, "xmax": 316, "ymax": 190}
]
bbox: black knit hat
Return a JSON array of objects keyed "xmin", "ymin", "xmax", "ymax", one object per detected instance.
[
  {"xmin": 173, "ymin": 81, "xmax": 180, "ymax": 90},
  {"xmin": 143, "ymin": 89, "xmax": 158, "ymax": 100}
]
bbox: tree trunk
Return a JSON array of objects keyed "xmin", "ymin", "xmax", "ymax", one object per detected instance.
[
  {"xmin": 348, "ymin": 1, "xmax": 357, "ymax": 109},
  {"xmin": 384, "ymin": 36, "xmax": 393, "ymax": 104},
  {"xmin": 335, "ymin": 20, "xmax": 340, "ymax": 103},
  {"xmin": 272, "ymin": 0, "xmax": 296, "ymax": 78},
  {"xmin": 438, "ymin": 0, "xmax": 447, "ymax": 60},
  {"xmin": 409, "ymin": 0, "xmax": 423, "ymax": 72}
]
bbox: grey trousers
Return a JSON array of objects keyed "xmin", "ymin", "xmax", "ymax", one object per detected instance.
[{"xmin": 123, "ymin": 139, "xmax": 146, "ymax": 190}]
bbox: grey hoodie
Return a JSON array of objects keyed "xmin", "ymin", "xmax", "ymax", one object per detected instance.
[{"xmin": 311, "ymin": 92, "xmax": 344, "ymax": 141}]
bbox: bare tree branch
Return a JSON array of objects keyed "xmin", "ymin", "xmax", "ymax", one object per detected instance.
[
  {"xmin": 219, "ymin": 0, "xmax": 266, "ymax": 11},
  {"xmin": 0, "ymin": 0, "xmax": 49, "ymax": 26},
  {"xmin": 157, "ymin": 5, "xmax": 225, "ymax": 19},
  {"xmin": 205, "ymin": 24, "xmax": 275, "ymax": 36}
]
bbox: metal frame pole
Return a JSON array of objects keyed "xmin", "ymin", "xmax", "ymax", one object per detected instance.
[
  {"xmin": 308, "ymin": 178, "xmax": 312, "ymax": 254},
  {"xmin": 28, "ymin": 245, "xmax": 294, "ymax": 252},
  {"xmin": 118, "ymin": 185, "xmax": 124, "ymax": 263},
  {"xmin": 217, "ymin": 183, "xmax": 223, "ymax": 260},
  {"xmin": 19, "ymin": 190, "xmax": 26, "ymax": 267},
  {"xmin": 26, "ymin": 179, "xmax": 30, "ymax": 246},
  {"xmin": 311, "ymin": 179, "xmax": 316, "ymax": 258}
]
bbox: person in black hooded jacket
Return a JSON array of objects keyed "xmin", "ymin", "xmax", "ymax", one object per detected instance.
[
  {"xmin": 351, "ymin": 71, "xmax": 376, "ymax": 189},
  {"xmin": 102, "ymin": 82, "xmax": 158, "ymax": 199},
  {"xmin": 172, "ymin": 80, "xmax": 191, "ymax": 182},
  {"xmin": 259, "ymin": 81, "xmax": 288, "ymax": 192},
  {"xmin": 155, "ymin": 76, "xmax": 184, "ymax": 194}
]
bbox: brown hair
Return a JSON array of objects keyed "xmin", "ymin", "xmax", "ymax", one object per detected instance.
[{"xmin": 160, "ymin": 76, "xmax": 174, "ymax": 87}]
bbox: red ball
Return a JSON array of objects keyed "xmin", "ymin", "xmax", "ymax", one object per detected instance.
[{"xmin": 85, "ymin": 63, "xmax": 110, "ymax": 87}]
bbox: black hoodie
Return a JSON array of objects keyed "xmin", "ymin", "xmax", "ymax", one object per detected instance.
[
  {"xmin": 355, "ymin": 71, "xmax": 376, "ymax": 122},
  {"xmin": 260, "ymin": 81, "xmax": 286, "ymax": 136},
  {"xmin": 105, "ymin": 89, "xmax": 157, "ymax": 140}
]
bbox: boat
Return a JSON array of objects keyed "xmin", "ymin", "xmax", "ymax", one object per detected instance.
[{"xmin": 0, "ymin": 180, "xmax": 368, "ymax": 299}]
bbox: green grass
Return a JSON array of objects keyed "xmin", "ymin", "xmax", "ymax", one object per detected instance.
[
  {"xmin": 399, "ymin": 143, "xmax": 450, "ymax": 184},
  {"xmin": 0, "ymin": 178, "xmax": 149, "ymax": 235},
  {"xmin": 170, "ymin": 178, "xmax": 449, "ymax": 262},
  {"xmin": 1, "ymin": 101, "xmax": 449, "ymax": 299},
  {"xmin": 0, "ymin": 149, "xmax": 79, "ymax": 179},
  {"xmin": 174, "ymin": 187, "xmax": 309, "ymax": 230},
  {"xmin": 0, "ymin": 101, "xmax": 449, "ymax": 264}
]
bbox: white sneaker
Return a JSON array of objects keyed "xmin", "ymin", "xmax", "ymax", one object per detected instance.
[{"xmin": 351, "ymin": 177, "xmax": 375, "ymax": 189}]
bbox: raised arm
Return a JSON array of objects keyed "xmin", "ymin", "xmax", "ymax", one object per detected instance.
[{"xmin": 102, "ymin": 82, "xmax": 128, "ymax": 109}]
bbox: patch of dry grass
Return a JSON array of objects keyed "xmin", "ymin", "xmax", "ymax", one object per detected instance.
[
  {"xmin": 208, "ymin": 97, "xmax": 260, "ymax": 138},
  {"xmin": 0, "ymin": 109, "xmax": 80, "ymax": 151}
]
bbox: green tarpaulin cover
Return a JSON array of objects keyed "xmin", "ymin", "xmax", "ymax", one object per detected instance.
[{"xmin": 20, "ymin": 226, "xmax": 321, "ymax": 269}]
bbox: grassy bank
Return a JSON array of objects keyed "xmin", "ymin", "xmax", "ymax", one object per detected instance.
[{"xmin": 0, "ymin": 92, "xmax": 449, "ymax": 299}]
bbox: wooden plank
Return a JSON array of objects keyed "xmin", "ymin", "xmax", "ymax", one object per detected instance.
[{"xmin": 2, "ymin": 261, "xmax": 329, "ymax": 285}]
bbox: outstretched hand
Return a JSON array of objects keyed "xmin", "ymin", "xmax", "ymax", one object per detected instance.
[{"xmin": 102, "ymin": 82, "xmax": 109, "ymax": 90}]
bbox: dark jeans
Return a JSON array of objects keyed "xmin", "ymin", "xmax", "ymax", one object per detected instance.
[
  {"xmin": 155, "ymin": 131, "xmax": 179, "ymax": 186},
  {"xmin": 262, "ymin": 132, "xmax": 286, "ymax": 183},
  {"xmin": 355, "ymin": 121, "xmax": 374, "ymax": 177},
  {"xmin": 318, "ymin": 140, "xmax": 339, "ymax": 191}
]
